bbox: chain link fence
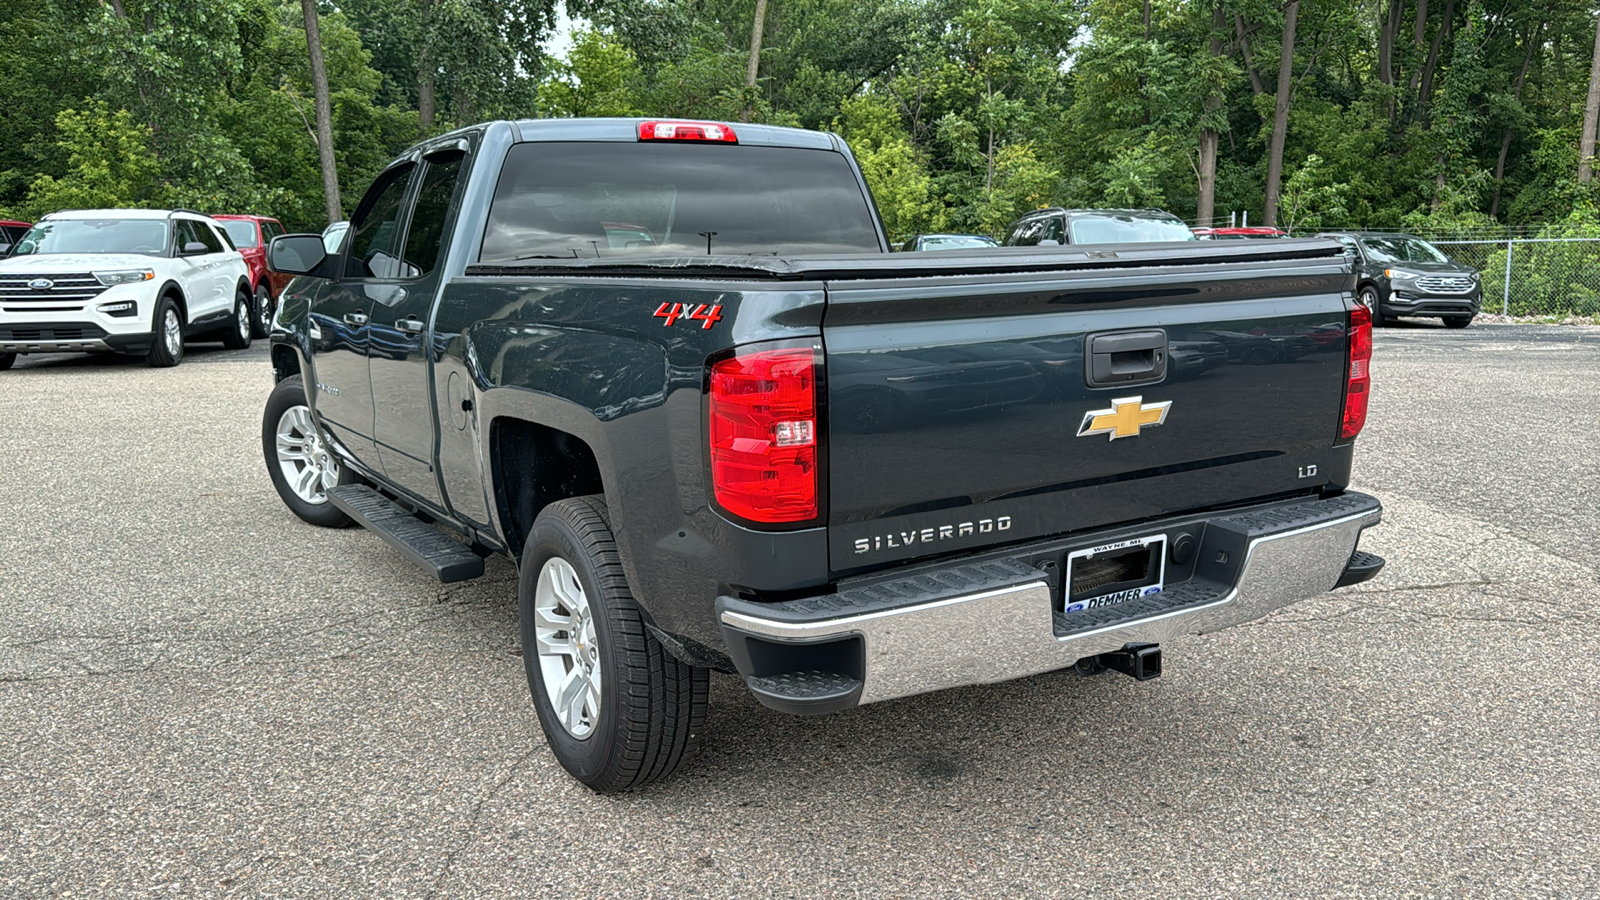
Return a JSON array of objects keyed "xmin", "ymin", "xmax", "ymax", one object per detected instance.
[{"xmin": 1430, "ymin": 238, "xmax": 1600, "ymax": 317}]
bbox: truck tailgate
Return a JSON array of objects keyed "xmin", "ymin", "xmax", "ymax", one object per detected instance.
[{"xmin": 823, "ymin": 250, "xmax": 1353, "ymax": 571}]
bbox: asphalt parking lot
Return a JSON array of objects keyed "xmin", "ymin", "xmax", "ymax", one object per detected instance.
[{"xmin": 2, "ymin": 321, "xmax": 1597, "ymax": 897}]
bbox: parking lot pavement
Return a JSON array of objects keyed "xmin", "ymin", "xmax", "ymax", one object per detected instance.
[{"xmin": 1, "ymin": 323, "xmax": 1597, "ymax": 897}]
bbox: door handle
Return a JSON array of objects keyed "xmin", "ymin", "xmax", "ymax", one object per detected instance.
[
  {"xmin": 343, "ymin": 312, "xmax": 369, "ymax": 326},
  {"xmin": 1086, "ymin": 329, "xmax": 1167, "ymax": 387},
  {"xmin": 395, "ymin": 317, "xmax": 425, "ymax": 334}
]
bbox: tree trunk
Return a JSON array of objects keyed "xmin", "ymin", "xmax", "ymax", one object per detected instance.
[
  {"xmin": 1196, "ymin": 4, "xmax": 1226, "ymax": 226},
  {"xmin": 418, "ymin": 0, "xmax": 441, "ymax": 130},
  {"xmin": 1491, "ymin": 24, "xmax": 1541, "ymax": 216},
  {"xmin": 741, "ymin": 0, "xmax": 770, "ymax": 122},
  {"xmin": 1235, "ymin": 15, "xmax": 1266, "ymax": 96},
  {"xmin": 1139, "ymin": 0, "xmax": 1152, "ymax": 124},
  {"xmin": 1262, "ymin": 1, "xmax": 1299, "ymax": 228},
  {"xmin": 1580, "ymin": 14, "xmax": 1600, "ymax": 182},
  {"xmin": 301, "ymin": 0, "xmax": 341, "ymax": 224},
  {"xmin": 1416, "ymin": 0, "xmax": 1455, "ymax": 115},
  {"xmin": 419, "ymin": 74, "xmax": 435, "ymax": 129},
  {"xmin": 1377, "ymin": 0, "xmax": 1401, "ymax": 86}
]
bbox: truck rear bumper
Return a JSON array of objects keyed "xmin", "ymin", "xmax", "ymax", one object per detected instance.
[{"xmin": 718, "ymin": 491, "xmax": 1382, "ymax": 714}]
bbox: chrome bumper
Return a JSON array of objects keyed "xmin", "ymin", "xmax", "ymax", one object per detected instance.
[{"xmin": 720, "ymin": 494, "xmax": 1381, "ymax": 709}]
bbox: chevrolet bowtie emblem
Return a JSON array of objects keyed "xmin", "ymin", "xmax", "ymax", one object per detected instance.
[{"xmin": 1077, "ymin": 396, "xmax": 1171, "ymax": 440}]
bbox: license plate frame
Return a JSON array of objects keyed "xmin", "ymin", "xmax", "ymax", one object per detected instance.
[{"xmin": 1062, "ymin": 533, "xmax": 1167, "ymax": 615}]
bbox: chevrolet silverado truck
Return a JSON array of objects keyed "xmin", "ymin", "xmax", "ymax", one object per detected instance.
[{"xmin": 261, "ymin": 117, "xmax": 1384, "ymax": 792}]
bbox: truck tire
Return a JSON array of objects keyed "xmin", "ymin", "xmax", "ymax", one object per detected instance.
[
  {"xmin": 251, "ymin": 283, "xmax": 273, "ymax": 339},
  {"xmin": 519, "ymin": 496, "xmax": 708, "ymax": 792},
  {"xmin": 0, "ymin": 353, "xmax": 14, "ymax": 371},
  {"xmin": 262, "ymin": 375, "xmax": 354, "ymax": 527},
  {"xmin": 146, "ymin": 295, "xmax": 185, "ymax": 367},
  {"xmin": 223, "ymin": 287, "xmax": 254, "ymax": 350}
]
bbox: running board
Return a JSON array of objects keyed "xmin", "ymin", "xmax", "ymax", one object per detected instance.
[{"xmin": 327, "ymin": 484, "xmax": 484, "ymax": 582}]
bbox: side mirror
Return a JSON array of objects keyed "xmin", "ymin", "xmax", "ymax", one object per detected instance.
[
  {"xmin": 269, "ymin": 234, "xmax": 337, "ymax": 279},
  {"xmin": 182, "ymin": 241, "xmax": 209, "ymax": 255}
]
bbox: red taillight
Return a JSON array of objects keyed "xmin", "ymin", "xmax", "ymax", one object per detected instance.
[
  {"xmin": 1340, "ymin": 305, "xmax": 1372, "ymax": 440},
  {"xmin": 638, "ymin": 120, "xmax": 738, "ymax": 143},
  {"xmin": 709, "ymin": 346, "xmax": 818, "ymax": 523}
]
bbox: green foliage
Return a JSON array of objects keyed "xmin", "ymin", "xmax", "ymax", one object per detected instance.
[{"xmin": 20, "ymin": 103, "xmax": 163, "ymax": 217}]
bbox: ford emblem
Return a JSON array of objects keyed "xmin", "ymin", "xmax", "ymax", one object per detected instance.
[{"xmin": 27, "ymin": 278, "xmax": 54, "ymax": 291}]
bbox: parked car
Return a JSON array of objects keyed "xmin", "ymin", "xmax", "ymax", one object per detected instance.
[
  {"xmin": 320, "ymin": 220, "xmax": 349, "ymax": 255},
  {"xmin": 1003, "ymin": 208, "xmax": 1196, "ymax": 246},
  {"xmin": 0, "ymin": 219, "xmax": 31, "ymax": 258},
  {"xmin": 899, "ymin": 233, "xmax": 999, "ymax": 252},
  {"xmin": 262, "ymin": 117, "xmax": 1382, "ymax": 792},
  {"xmin": 214, "ymin": 214, "xmax": 291, "ymax": 337},
  {"xmin": 0, "ymin": 208, "xmax": 253, "ymax": 369},
  {"xmin": 1318, "ymin": 231, "xmax": 1481, "ymax": 328},
  {"xmin": 1193, "ymin": 226, "xmax": 1287, "ymax": 240}
]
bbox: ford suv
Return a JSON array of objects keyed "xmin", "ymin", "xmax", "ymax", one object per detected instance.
[
  {"xmin": 214, "ymin": 214, "xmax": 291, "ymax": 338},
  {"xmin": 0, "ymin": 209, "xmax": 254, "ymax": 369},
  {"xmin": 1318, "ymin": 231, "xmax": 1481, "ymax": 328}
]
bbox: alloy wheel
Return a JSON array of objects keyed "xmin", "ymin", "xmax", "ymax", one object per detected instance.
[
  {"xmin": 533, "ymin": 557, "xmax": 603, "ymax": 739},
  {"xmin": 274, "ymin": 405, "xmax": 339, "ymax": 504}
]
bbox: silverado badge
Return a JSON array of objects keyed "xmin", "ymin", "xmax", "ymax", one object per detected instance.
[{"xmin": 1077, "ymin": 396, "xmax": 1171, "ymax": 441}]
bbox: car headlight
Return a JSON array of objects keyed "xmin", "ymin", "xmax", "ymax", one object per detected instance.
[
  {"xmin": 1384, "ymin": 269, "xmax": 1419, "ymax": 280},
  {"xmin": 94, "ymin": 269, "xmax": 155, "ymax": 286}
]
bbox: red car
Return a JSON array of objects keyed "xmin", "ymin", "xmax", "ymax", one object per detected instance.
[
  {"xmin": 0, "ymin": 219, "xmax": 31, "ymax": 257},
  {"xmin": 214, "ymin": 214, "xmax": 291, "ymax": 337},
  {"xmin": 1193, "ymin": 226, "xmax": 1288, "ymax": 239}
]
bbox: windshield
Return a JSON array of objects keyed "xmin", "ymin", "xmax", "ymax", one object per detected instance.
[
  {"xmin": 1359, "ymin": 236, "xmax": 1448, "ymax": 264},
  {"xmin": 220, "ymin": 220, "xmax": 259, "ymax": 248},
  {"xmin": 1068, "ymin": 215, "xmax": 1196, "ymax": 244},
  {"xmin": 917, "ymin": 235, "xmax": 997, "ymax": 251},
  {"xmin": 13, "ymin": 219, "xmax": 169, "ymax": 256},
  {"xmin": 480, "ymin": 141, "xmax": 881, "ymax": 262}
]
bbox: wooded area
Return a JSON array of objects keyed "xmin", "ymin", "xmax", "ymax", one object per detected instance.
[{"xmin": 5, "ymin": 0, "xmax": 1600, "ymax": 241}]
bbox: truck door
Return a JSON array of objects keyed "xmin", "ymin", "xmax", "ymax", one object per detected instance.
[
  {"xmin": 367, "ymin": 146, "xmax": 468, "ymax": 509},
  {"xmin": 309, "ymin": 161, "xmax": 417, "ymax": 459}
]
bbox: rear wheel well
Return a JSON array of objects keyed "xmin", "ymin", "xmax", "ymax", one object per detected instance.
[{"xmin": 492, "ymin": 418, "xmax": 605, "ymax": 555}]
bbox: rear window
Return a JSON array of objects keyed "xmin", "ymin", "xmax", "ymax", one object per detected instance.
[
  {"xmin": 1067, "ymin": 216, "xmax": 1196, "ymax": 244},
  {"xmin": 479, "ymin": 142, "xmax": 881, "ymax": 262},
  {"xmin": 221, "ymin": 220, "xmax": 259, "ymax": 248}
]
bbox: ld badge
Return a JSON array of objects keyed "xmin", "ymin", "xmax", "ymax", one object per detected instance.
[{"xmin": 1077, "ymin": 396, "xmax": 1171, "ymax": 441}]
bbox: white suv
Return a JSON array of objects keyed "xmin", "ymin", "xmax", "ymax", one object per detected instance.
[{"xmin": 0, "ymin": 209, "xmax": 254, "ymax": 369}]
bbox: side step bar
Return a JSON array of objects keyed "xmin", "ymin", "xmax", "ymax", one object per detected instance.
[{"xmin": 327, "ymin": 484, "xmax": 484, "ymax": 583}]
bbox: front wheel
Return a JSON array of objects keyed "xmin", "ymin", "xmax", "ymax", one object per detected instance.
[
  {"xmin": 519, "ymin": 496, "xmax": 708, "ymax": 792},
  {"xmin": 251, "ymin": 283, "xmax": 274, "ymax": 339},
  {"xmin": 146, "ymin": 296, "xmax": 185, "ymax": 367},
  {"xmin": 223, "ymin": 288, "xmax": 253, "ymax": 350},
  {"xmin": 262, "ymin": 375, "xmax": 354, "ymax": 527},
  {"xmin": 1443, "ymin": 315, "xmax": 1472, "ymax": 329},
  {"xmin": 1359, "ymin": 286, "xmax": 1382, "ymax": 321}
]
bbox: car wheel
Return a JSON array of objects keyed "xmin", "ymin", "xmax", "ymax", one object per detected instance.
[
  {"xmin": 262, "ymin": 375, "xmax": 355, "ymax": 527},
  {"xmin": 519, "ymin": 495, "xmax": 708, "ymax": 792},
  {"xmin": 1443, "ymin": 315, "xmax": 1472, "ymax": 329},
  {"xmin": 251, "ymin": 283, "xmax": 274, "ymax": 339},
  {"xmin": 223, "ymin": 288, "xmax": 253, "ymax": 350},
  {"xmin": 0, "ymin": 353, "xmax": 14, "ymax": 371},
  {"xmin": 1359, "ymin": 286, "xmax": 1382, "ymax": 321},
  {"xmin": 145, "ymin": 296, "xmax": 185, "ymax": 367}
]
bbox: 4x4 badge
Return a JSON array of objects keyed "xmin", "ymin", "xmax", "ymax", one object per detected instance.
[{"xmin": 1077, "ymin": 396, "xmax": 1171, "ymax": 440}]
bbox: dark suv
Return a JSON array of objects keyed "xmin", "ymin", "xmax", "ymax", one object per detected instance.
[
  {"xmin": 1318, "ymin": 232, "xmax": 1481, "ymax": 328},
  {"xmin": 1003, "ymin": 208, "xmax": 1196, "ymax": 246}
]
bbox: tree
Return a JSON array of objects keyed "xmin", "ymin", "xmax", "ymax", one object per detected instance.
[
  {"xmin": 1580, "ymin": 12, "xmax": 1600, "ymax": 182},
  {"xmin": 302, "ymin": 0, "xmax": 342, "ymax": 223},
  {"xmin": 1262, "ymin": 0, "xmax": 1299, "ymax": 227}
]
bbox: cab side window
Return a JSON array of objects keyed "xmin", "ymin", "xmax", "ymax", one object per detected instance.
[
  {"xmin": 400, "ymin": 150, "xmax": 466, "ymax": 279},
  {"xmin": 1008, "ymin": 219, "xmax": 1045, "ymax": 247},
  {"xmin": 346, "ymin": 164, "xmax": 417, "ymax": 280},
  {"xmin": 1043, "ymin": 218, "xmax": 1066, "ymax": 245}
]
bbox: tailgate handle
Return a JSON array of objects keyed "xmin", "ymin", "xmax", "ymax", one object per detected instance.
[{"xmin": 1086, "ymin": 329, "xmax": 1167, "ymax": 387}]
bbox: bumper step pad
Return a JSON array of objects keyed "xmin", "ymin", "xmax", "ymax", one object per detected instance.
[{"xmin": 327, "ymin": 484, "xmax": 484, "ymax": 583}]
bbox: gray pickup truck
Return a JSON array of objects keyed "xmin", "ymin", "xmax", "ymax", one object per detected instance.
[{"xmin": 262, "ymin": 117, "xmax": 1384, "ymax": 792}]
